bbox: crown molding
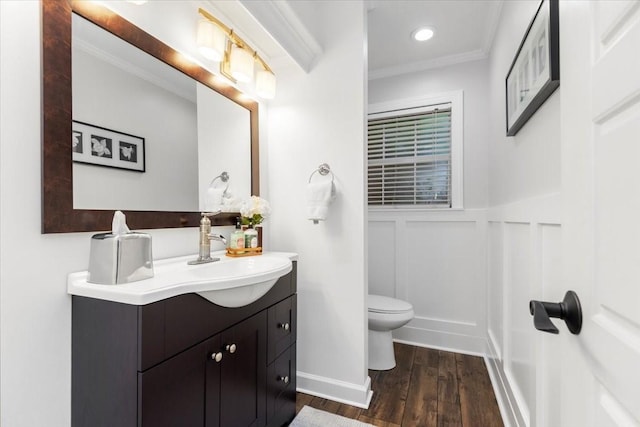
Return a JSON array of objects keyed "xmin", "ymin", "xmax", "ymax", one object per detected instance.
[
  {"xmin": 369, "ymin": 49, "xmax": 488, "ymax": 81},
  {"xmin": 482, "ymin": 0, "xmax": 504, "ymax": 54},
  {"xmin": 72, "ymin": 36, "xmax": 196, "ymax": 103},
  {"xmin": 239, "ymin": 0, "xmax": 323, "ymax": 73}
]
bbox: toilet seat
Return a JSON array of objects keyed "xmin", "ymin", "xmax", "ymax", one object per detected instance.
[{"xmin": 368, "ymin": 294, "xmax": 413, "ymax": 315}]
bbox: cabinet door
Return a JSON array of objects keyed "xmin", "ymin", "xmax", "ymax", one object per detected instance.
[
  {"xmin": 139, "ymin": 335, "xmax": 219, "ymax": 427},
  {"xmin": 215, "ymin": 311, "xmax": 267, "ymax": 427}
]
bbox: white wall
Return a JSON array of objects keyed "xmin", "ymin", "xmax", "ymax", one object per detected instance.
[
  {"xmin": 367, "ymin": 59, "xmax": 490, "ymax": 355},
  {"xmin": 487, "ymin": 3, "xmax": 561, "ymax": 207},
  {"xmin": 0, "ymin": 3, "xmax": 229, "ymax": 426},
  {"xmin": 266, "ymin": 1, "xmax": 370, "ymax": 407},
  {"xmin": 485, "ymin": 2, "xmax": 562, "ymax": 426}
]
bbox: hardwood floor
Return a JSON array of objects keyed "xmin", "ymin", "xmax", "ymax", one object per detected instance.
[{"xmin": 296, "ymin": 343, "xmax": 503, "ymax": 427}]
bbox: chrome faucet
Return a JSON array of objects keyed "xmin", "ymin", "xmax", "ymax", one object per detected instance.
[{"xmin": 188, "ymin": 211, "xmax": 227, "ymax": 265}]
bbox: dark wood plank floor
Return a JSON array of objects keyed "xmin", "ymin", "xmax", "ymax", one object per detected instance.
[{"xmin": 296, "ymin": 343, "xmax": 503, "ymax": 427}]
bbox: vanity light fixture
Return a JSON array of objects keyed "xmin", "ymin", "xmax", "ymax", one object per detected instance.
[
  {"xmin": 412, "ymin": 27, "xmax": 435, "ymax": 42},
  {"xmin": 197, "ymin": 8, "xmax": 276, "ymax": 99}
]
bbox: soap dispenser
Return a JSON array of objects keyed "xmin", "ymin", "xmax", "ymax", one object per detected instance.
[
  {"xmin": 244, "ymin": 221, "xmax": 259, "ymax": 249},
  {"xmin": 229, "ymin": 218, "xmax": 245, "ymax": 253}
]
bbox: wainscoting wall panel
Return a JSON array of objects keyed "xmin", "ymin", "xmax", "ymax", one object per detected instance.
[
  {"xmin": 368, "ymin": 221, "xmax": 397, "ymax": 297},
  {"xmin": 504, "ymin": 221, "xmax": 533, "ymax": 424},
  {"xmin": 368, "ymin": 209, "xmax": 488, "ymax": 356},
  {"xmin": 537, "ymin": 223, "xmax": 562, "ymax": 427},
  {"xmin": 368, "ymin": 195, "xmax": 560, "ymax": 427},
  {"xmin": 485, "ymin": 194, "xmax": 561, "ymax": 427},
  {"xmin": 487, "ymin": 221, "xmax": 504, "ymax": 361}
]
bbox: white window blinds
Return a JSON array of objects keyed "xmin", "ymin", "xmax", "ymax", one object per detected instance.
[{"xmin": 367, "ymin": 104, "xmax": 452, "ymax": 206}]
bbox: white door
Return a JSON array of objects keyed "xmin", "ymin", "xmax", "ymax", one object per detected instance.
[{"xmin": 559, "ymin": 1, "xmax": 640, "ymax": 426}]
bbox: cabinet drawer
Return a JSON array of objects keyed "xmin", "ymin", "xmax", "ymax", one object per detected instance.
[
  {"xmin": 267, "ymin": 295, "xmax": 297, "ymax": 363},
  {"xmin": 266, "ymin": 344, "xmax": 296, "ymax": 427}
]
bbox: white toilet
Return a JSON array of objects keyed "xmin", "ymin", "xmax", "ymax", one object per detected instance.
[{"xmin": 367, "ymin": 294, "xmax": 414, "ymax": 370}]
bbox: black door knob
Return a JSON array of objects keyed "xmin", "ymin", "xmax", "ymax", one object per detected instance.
[{"xmin": 529, "ymin": 290, "xmax": 582, "ymax": 335}]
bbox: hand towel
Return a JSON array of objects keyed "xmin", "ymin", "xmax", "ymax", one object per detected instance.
[{"xmin": 307, "ymin": 180, "xmax": 336, "ymax": 223}]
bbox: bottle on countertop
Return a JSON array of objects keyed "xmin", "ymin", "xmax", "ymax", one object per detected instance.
[
  {"xmin": 244, "ymin": 222, "xmax": 259, "ymax": 249},
  {"xmin": 229, "ymin": 218, "xmax": 245, "ymax": 253}
]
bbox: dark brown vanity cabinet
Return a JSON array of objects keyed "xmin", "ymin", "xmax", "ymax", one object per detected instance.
[{"xmin": 72, "ymin": 263, "xmax": 297, "ymax": 427}]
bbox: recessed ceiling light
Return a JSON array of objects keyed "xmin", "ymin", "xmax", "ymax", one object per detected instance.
[{"xmin": 412, "ymin": 27, "xmax": 435, "ymax": 42}]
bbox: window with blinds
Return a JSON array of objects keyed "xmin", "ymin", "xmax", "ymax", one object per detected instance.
[{"xmin": 368, "ymin": 104, "xmax": 452, "ymax": 206}]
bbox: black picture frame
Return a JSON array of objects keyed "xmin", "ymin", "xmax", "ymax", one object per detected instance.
[
  {"xmin": 72, "ymin": 120, "xmax": 146, "ymax": 172},
  {"xmin": 505, "ymin": 0, "xmax": 559, "ymax": 136}
]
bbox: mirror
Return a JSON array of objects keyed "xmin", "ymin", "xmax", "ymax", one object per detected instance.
[
  {"xmin": 42, "ymin": 0, "xmax": 259, "ymax": 233},
  {"xmin": 71, "ymin": 14, "xmax": 251, "ymax": 213},
  {"xmin": 196, "ymin": 84, "xmax": 252, "ymax": 212}
]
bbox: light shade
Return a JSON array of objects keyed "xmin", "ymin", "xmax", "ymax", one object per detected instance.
[
  {"xmin": 255, "ymin": 70, "xmax": 276, "ymax": 99},
  {"xmin": 230, "ymin": 45, "xmax": 254, "ymax": 83},
  {"xmin": 197, "ymin": 18, "xmax": 226, "ymax": 62}
]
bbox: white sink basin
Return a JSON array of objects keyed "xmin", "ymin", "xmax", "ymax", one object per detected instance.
[
  {"xmin": 67, "ymin": 252, "xmax": 295, "ymax": 306},
  {"xmin": 191, "ymin": 256, "xmax": 291, "ymax": 307}
]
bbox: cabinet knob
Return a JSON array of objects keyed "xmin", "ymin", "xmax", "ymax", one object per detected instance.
[
  {"xmin": 225, "ymin": 343, "xmax": 237, "ymax": 353},
  {"xmin": 278, "ymin": 322, "xmax": 290, "ymax": 331},
  {"xmin": 211, "ymin": 352, "xmax": 223, "ymax": 363},
  {"xmin": 277, "ymin": 375, "xmax": 289, "ymax": 384}
]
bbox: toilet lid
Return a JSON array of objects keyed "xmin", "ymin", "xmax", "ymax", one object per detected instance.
[{"xmin": 368, "ymin": 294, "xmax": 413, "ymax": 314}]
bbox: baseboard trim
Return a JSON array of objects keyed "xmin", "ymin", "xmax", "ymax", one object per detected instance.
[
  {"xmin": 484, "ymin": 338, "xmax": 525, "ymax": 427},
  {"xmin": 393, "ymin": 325, "xmax": 486, "ymax": 355},
  {"xmin": 484, "ymin": 355, "xmax": 519, "ymax": 427},
  {"xmin": 296, "ymin": 371, "xmax": 373, "ymax": 409},
  {"xmin": 392, "ymin": 338, "xmax": 485, "ymax": 358}
]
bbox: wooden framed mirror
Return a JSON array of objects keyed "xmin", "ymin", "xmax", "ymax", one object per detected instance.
[{"xmin": 42, "ymin": 0, "xmax": 259, "ymax": 233}]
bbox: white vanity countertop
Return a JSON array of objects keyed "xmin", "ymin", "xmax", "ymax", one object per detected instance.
[{"xmin": 67, "ymin": 251, "xmax": 298, "ymax": 306}]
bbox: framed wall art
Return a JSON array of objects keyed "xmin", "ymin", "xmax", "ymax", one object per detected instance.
[
  {"xmin": 505, "ymin": 0, "xmax": 559, "ymax": 136},
  {"xmin": 72, "ymin": 120, "xmax": 145, "ymax": 172}
]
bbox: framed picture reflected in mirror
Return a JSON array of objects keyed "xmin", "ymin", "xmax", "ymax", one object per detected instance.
[{"xmin": 72, "ymin": 120, "xmax": 145, "ymax": 172}]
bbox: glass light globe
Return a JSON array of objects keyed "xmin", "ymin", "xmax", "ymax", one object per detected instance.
[{"xmin": 230, "ymin": 45, "xmax": 254, "ymax": 83}]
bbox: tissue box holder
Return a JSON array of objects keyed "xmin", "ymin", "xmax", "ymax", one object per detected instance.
[{"xmin": 88, "ymin": 232, "xmax": 154, "ymax": 285}]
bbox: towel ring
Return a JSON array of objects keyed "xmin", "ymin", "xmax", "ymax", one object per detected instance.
[
  {"xmin": 308, "ymin": 163, "xmax": 334, "ymax": 183},
  {"xmin": 209, "ymin": 171, "xmax": 230, "ymax": 192}
]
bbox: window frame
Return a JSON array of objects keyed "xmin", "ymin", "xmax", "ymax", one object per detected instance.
[{"xmin": 367, "ymin": 90, "xmax": 464, "ymax": 210}]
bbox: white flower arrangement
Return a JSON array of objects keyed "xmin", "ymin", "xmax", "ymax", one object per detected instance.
[{"xmin": 240, "ymin": 196, "xmax": 271, "ymax": 225}]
